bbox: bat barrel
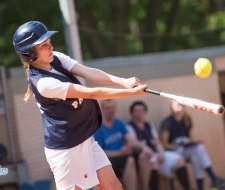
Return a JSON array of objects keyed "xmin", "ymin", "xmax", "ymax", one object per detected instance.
[
  {"xmin": 218, "ymin": 106, "xmax": 224, "ymax": 115},
  {"xmin": 145, "ymin": 89, "xmax": 225, "ymax": 116}
]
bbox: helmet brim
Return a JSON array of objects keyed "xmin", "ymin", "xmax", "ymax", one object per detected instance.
[{"xmin": 32, "ymin": 31, "xmax": 58, "ymax": 47}]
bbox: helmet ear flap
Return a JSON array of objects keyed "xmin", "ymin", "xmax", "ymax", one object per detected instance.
[{"xmin": 19, "ymin": 48, "xmax": 38, "ymax": 63}]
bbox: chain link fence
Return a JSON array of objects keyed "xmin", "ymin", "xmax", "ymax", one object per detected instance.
[{"xmin": 0, "ymin": 1, "xmax": 225, "ymax": 190}]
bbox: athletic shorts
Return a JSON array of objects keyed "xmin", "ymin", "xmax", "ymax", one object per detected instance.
[
  {"xmin": 109, "ymin": 156, "xmax": 128, "ymax": 178},
  {"xmin": 45, "ymin": 137, "xmax": 111, "ymax": 190},
  {"xmin": 150, "ymin": 151, "xmax": 181, "ymax": 178},
  {"xmin": 109, "ymin": 151, "xmax": 140, "ymax": 178}
]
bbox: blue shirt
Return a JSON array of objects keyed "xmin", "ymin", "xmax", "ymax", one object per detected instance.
[{"xmin": 94, "ymin": 118, "xmax": 128, "ymax": 151}]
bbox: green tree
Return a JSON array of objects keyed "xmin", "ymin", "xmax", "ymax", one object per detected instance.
[
  {"xmin": 1, "ymin": 0, "xmax": 225, "ymax": 67},
  {"xmin": 76, "ymin": 0, "xmax": 225, "ymax": 59},
  {"xmin": 0, "ymin": 0, "xmax": 65, "ymax": 67}
]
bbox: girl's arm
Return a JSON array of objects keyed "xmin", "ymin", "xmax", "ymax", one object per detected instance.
[
  {"xmin": 66, "ymin": 83, "xmax": 147, "ymax": 100},
  {"xmin": 70, "ymin": 63, "xmax": 140, "ymax": 89},
  {"xmin": 161, "ymin": 130, "xmax": 178, "ymax": 150},
  {"xmin": 188, "ymin": 127, "xmax": 194, "ymax": 141}
]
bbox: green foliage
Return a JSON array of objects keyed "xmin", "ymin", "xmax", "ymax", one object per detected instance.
[
  {"xmin": 0, "ymin": 0, "xmax": 65, "ymax": 67},
  {"xmin": 1, "ymin": 0, "xmax": 225, "ymax": 66},
  {"xmin": 76, "ymin": 0, "xmax": 225, "ymax": 59}
]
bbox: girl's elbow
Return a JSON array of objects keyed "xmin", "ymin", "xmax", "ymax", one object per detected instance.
[{"xmin": 82, "ymin": 89, "xmax": 99, "ymax": 99}]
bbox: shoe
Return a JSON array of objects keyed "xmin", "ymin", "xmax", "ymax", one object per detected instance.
[{"xmin": 212, "ymin": 178, "xmax": 225, "ymax": 188}]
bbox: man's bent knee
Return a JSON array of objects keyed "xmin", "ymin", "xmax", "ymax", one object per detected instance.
[
  {"xmin": 176, "ymin": 157, "xmax": 185, "ymax": 168},
  {"xmin": 126, "ymin": 156, "xmax": 135, "ymax": 167},
  {"xmin": 151, "ymin": 160, "xmax": 159, "ymax": 170}
]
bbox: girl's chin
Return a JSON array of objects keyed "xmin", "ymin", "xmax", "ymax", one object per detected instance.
[{"xmin": 49, "ymin": 55, "xmax": 54, "ymax": 62}]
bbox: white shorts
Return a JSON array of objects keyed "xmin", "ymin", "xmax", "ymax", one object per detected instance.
[
  {"xmin": 45, "ymin": 137, "xmax": 111, "ymax": 190},
  {"xmin": 150, "ymin": 151, "xmax": 181, "ymax": 178}
]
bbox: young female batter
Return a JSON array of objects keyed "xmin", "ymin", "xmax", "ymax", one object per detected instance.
[{"xmin": 13, "ymin": 21, "xmax": 148, "ymax": 190}]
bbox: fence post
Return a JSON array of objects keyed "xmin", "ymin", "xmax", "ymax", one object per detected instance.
[{"xmin": 0, "ymin": 66, "xmax": 17, "ymax": 164}]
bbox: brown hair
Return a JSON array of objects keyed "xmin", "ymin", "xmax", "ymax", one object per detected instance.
[
  {"xmin": 180, "ymin": 113, "xmax": 190, "ymax": 128},
  {"xmin": 170, "ymin": 100, "xmax": 190, "ymax": 128},
  {"xmin": 22, "ymin": 61, "xmax": 32, "ymax": 102},
  {"xmin": 129, "ymin": 100, "xmax": 148, "ymax": 114}
]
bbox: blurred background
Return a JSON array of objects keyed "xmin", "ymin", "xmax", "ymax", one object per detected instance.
[{"xmin": 0, "ymin": 0, "xmax": 225, "ymax": 190}]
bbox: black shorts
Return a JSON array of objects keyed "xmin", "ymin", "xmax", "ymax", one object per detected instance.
[{"xmin": 109, "ymin": 152, "xmax": 140, "ymax": 178}]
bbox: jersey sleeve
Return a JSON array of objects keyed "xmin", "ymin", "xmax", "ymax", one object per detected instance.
[
  {"xmin": 160, "ymin": 118, "xmax": 171, "ymax": 132},
  {"xmin": 126, "ymin": 124, "xmax": 137, "ymax": 138},
  {"xmin": 149, "ymin": 123, "xmax": 159, "ymax": 139},
  {"xmin": 53, "ymin": 51, "xmax": 77, "ymax": 71},
  {"xmin": 36, "ymin": 77, "xmax": 70, "ymax": 100},
  {"xmin": 117, "ymin": 119, "xmax": 128, "ymax": 135}
]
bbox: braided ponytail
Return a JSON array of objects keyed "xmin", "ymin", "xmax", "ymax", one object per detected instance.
[{"xmin": 22, "ymin": 61, "xmax": 32, "ymax": 102}]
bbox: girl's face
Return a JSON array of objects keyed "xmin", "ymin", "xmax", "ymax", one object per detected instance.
[
  {"xmin": 34, "ymin": 38, "xmax": 54, "ymax": 64},
  {"xmin": 171, "ymin": 100, "xmax": 186, "ymax": 121}
]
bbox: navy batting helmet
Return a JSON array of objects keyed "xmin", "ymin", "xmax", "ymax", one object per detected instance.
[{"xmin": 13, "ymin": 21, "xmax": 57, "ymax": 62}]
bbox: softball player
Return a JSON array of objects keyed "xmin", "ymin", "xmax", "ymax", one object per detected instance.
[
  {"xmin": 127, "ymin": 101, "xmax": 190, "ymax": 190},
  {"xmin": 13, "ymin": 21, "xmax": 148, "ymax": 190},
  {"xmin": 161, "ymin": 100, "xmax": 225, "ymax": 190}
]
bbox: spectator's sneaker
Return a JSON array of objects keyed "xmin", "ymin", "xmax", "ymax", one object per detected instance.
[{"xmin": 212, "ymin": 178, "xmax": 225, "ymax": 188}]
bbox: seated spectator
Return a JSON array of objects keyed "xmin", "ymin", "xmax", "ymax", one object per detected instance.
[
  {"xmin": 0, "ymin": 143, "xmax": 8, "ymax": 162},
  {"xmin": 160, "ymin": 99, "xmax": 225, "ymax": 190},
  {"xmin": 127, "ymin": 101, "xmax": 191, "ymax": 190},
  {"xmin": 94, "ymin": 99, "xmax": 152, "ymax": 190}
]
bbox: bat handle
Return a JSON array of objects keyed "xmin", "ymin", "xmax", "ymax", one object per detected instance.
[{"xmin": 144, "ymin": 88, "xmax": 161, "ymax": 96}]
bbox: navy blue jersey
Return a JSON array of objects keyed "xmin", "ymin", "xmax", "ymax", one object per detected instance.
[
  {"xmin": 29, "ymin": 56, "xmax": 102, "ymax": 149},
  {"xmin": 160, "ymin": 115, "xmax": 192, "ymax": 145},
  {"xmin": 129, "ymin": 122, "xmax": 157, "ymax": 152}
]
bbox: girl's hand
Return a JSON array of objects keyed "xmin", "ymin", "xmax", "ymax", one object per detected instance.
[
  {"xmin": 122, "ymin": 77, "xmax": 140, "ymax": 89},
  {"xmin": 157, "ymin": 153, "xmax": 165, "ymax": 164},
  {"xmin": 133, "ymin": 84, "xmax": 148, "ymax": 96}
]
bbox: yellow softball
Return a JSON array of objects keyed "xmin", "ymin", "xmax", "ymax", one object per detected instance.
[{"xmin": 194, "ymin": 58, "xmax": 212, "ymax": 78}]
